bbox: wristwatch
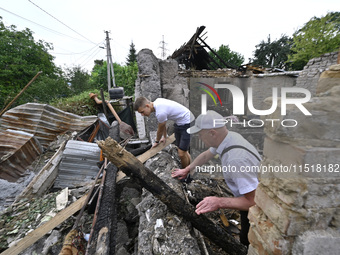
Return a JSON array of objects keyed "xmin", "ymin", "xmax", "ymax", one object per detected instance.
[{"xmin": 155, "ymin": 140, "xmax": 159, "ymax": 143}]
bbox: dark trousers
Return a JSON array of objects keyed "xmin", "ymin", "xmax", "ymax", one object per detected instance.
[
  {"xmin": 174, "ymin": 123, "xmax": 191, "ymax": 151},
  {"xmin": 240, "ymin": 210, "xmax": 250, "ymax": 247}
]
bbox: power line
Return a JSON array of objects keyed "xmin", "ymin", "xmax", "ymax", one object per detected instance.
[
  {"xmin": 53, "ymin": 40, "xmax": 105, "ymax": 55},
  {"xmin": 79, "ymin": 46, "xmax": 103, "ymax": 69},
  {"xmin": 0, "ymin": 6, "xmax": 92, "ymax": 44},
  {"xmin": 28, "ymin": 0, "xmax": 97, "ymax": 45}
]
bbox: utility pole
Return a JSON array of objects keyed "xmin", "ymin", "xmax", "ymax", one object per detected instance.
[
  {"xmin": 105, "ymin": 31, "xmax": 116, "ymax": 91},
  {"xmin": 159, "ymin": 35, "xmax": 168, "ymax": 60}
]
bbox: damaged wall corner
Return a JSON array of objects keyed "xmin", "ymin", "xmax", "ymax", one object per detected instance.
[
  {"xmin": 248, "ymin": 59, "xmax": 340, "ymax": 255},
  {"xmin": 134, "ymin": 49, "xmax": 190, "ymax": 139}
]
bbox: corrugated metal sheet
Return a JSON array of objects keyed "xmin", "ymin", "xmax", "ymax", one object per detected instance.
[
  {"xmin": 53, "ymin": 140, "xmax": 101, "ymax": 189},
  {"xmin": 0, "ymin": 103, "xmax": 97, "ymax": 148},
  {"xmin": 0, "ymin": 129, "xmax": 43, "ymax": 182}
]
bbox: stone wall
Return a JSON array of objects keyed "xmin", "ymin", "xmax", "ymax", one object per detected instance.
[
  {"xmin": 248, "ymin": 63, "xmax": 340, "ymax": 255},
  {"xmin": 295, "ymin": 51, "xmax": 339, "ymax": 96},
  {"xmin": 135, "ymin": 49, "xmax": 190, "ymax": 137}
]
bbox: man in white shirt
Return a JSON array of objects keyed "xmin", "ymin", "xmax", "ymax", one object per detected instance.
[
  {"xmin": 171, "ymin": 110, "xmax": 261, "ymax": 247},
  {"xmin": 134, "ymin": 97, "xmax": 193, "ymax": 168}
]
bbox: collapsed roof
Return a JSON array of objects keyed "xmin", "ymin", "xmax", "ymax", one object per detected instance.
[{"xmin": 171, "ymin": 26, "xmax": 239, "ymax": 70}]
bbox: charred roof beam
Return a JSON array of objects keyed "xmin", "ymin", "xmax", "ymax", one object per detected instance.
[{"xmin": 197, "ymin": 36, "xmax": 238, "ymax": 70}]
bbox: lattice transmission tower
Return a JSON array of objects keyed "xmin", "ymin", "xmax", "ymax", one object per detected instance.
[{"xmin": 159, "ymin": 35, "xmax": 168, "ymax": 60}]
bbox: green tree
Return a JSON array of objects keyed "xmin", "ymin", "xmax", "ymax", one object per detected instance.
[
  {"xmin": 0, "ymin": 17, "xmax": 66, "ymax": 109},
  {"xmin": 252, "ymin": 35, "xmax": 293, "ymax": 70},
  {"xmin": 114, "ymin": 61, "xmax": 138, "ymax": 96},
  {"xmin": 126, "ymin": 41, "xmax": 137, "ymax": 65},
  {"xmin": 23, "ymin": 74, "xmax": 70, "ymax": 104},
  {"xmin": 89, "ymin": 60, "xmax": 138, "ymax": 96},
  {"xmin": 64, "ymin": 65, "xmax": 91, "ymax": 95},
  {"xmin": 288, "ymin": 12, "xmax": 340, "ymax": 70},
  {"xmin": 209, "ymin": 44, "xmax": 244, "ymax": 68},
  {"xmin": 89, "ymin": 60, "xmax": 109, "ymax": 90}
]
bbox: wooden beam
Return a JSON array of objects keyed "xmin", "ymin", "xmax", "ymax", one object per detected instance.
[
  {"xmin": 137, "ymin": 133, "xmax": 175, "ymax": 163},
  {"xmin": 97, "ymin": 137, "xmax": 247, "ymax": 255},
  {"xmin": 86, "ymin": 163, "xmax": 118, "ymax": 254},
  {"xmin": 0, "ymin": 195, "xmax": 87, "ymax": 255}
]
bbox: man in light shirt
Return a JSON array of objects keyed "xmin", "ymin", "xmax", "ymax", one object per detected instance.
[
  {"xmin": 172, "ymin": 110, "xmax": 261, "ymax": 247},
  {"xmin": 134, "ymin": 97, "xmax": 194, "ymax": 168}
]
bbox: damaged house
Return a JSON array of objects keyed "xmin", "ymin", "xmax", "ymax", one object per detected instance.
[{"xmin": 0, "ymin": 26, "xmax": 340, "ymax": 255}]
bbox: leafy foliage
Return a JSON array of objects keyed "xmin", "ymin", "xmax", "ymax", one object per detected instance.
[
  {"xmin": 0, "ymin": 17, "xmax": 65, "ymax": 109},
  {"xmin": 0, "ymin": 18, "xmax": 139, "ymax": 115},
  {"xmin": 288, "ymin": 12, "xmax": 340, "ymax": 70},
  {"xmin": 89, "ymin": 61, "xmax": 138, "ymax": 96},
  {"xmin": 50, "ymin": 89, "xmax": 106, "ymax": 116},
  {"xmin": 209, "ymin": 44, "xmax": 244, "ymax": 68},
  {"xmin": 64, "ymin": 65, "xmax": 91, "ymax": 94},
  {"xmin": 251, "ymin": 35, "xmax": 293, "ymax": 70},
  {"xmin": 22, "ymin": 74, "xmax": 70, "ymax": 104},
  {"xmin": 114, "ymin": 61, "xmax": 138, "ymax": 96}
]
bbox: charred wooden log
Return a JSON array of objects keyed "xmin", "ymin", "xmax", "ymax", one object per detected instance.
[
  {"xmin": 97, "ymin": 137, "xmax": 247, "ymax": 255},
  {"xmin": 86, "ymin": 162, "xmax": 118, "ymax": 255}
]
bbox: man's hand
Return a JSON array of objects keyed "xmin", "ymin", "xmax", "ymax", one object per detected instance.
[
  {"xmin": 195, "ymin": 196, "xmax": 221, "ymax": 215},
  {"xmin": 159, "ymin": 136, "xmax": 166, "ymax": 144},
  {"xmin": 152, "ymin": 142, "xmax": 159, "ymax": 148},
  {"xmin": 171, "ymin": 168, "xmax": 189, "ymax": 180},
  {"xmin": 152, "ymin": 137, "xmax": 167, "ymax": 148}
]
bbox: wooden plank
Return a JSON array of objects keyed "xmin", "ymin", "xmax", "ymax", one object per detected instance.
[
  {"xmin": 116, "ymin": 133, "xmax": 175, "ymax": 182},
  {"xmin": 0, "ymin": 195, "xmax": 87, "ymax": 255},
  {"xmin": 137, "ymin": 133, "xmax": 175, "ymax": 163}
]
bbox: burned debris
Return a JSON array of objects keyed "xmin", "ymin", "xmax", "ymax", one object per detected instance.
[{"xmin": 171, "ymin": 26, "xmax": 239, "ymax": 71}]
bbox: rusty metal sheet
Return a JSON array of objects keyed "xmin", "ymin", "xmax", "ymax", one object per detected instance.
[
  {"xmin": 0, "ymin": 129, "xmax": 43, "ymax": 182},
  {"xmin": 0, "ymin": 103, "xmax": 97, "ymax": 148}
]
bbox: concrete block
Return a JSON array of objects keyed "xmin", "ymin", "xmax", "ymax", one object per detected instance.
[{"xmin": 292, "ymin": 230, "xmax": 340, "ymax": 255}]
